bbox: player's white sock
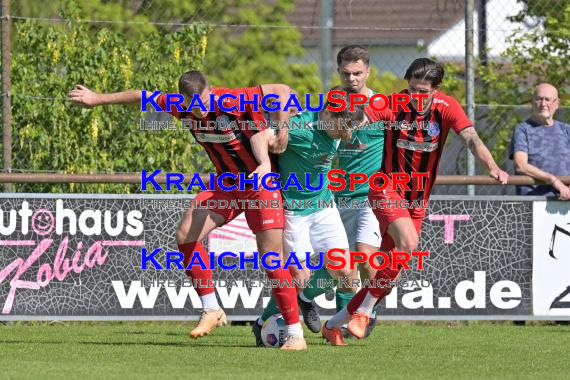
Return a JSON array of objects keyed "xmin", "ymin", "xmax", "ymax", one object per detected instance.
[
  {"xmin": 326, "ymin": 307, "xmax": 350, "ymax": 329},
  {"xmin": 371, "ymin": 304, "xmax": 378, "ymax": 318},
  {"xmin": 286, "ymin": 322, "xmax": 304, "ymax": 337},
  {"xmin": 298, "ymin": 292, "xmax": 311, "ymax": 303},
  {"xmin": 201, "ymin": 293, "xmax": 220, "ymax": 310},
  {"xmin": 356, "ymin": 292, "xmax": 378, "ymax": 315}
]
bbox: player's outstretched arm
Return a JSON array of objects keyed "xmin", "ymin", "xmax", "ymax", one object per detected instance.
[
  {"xmin": 68, "ymin": 85, "xmax": 142, "ymax": 107},
  {"xmin": 458, "ymin": 126, "xmax": 509, "ymax": 184},
  {"xmin": 513, "ymin": 151, "xmax": 570, "ymax": 200}
]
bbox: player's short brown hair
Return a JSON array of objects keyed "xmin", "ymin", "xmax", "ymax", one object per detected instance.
[
  {"xmin": 404, "ymin": 58, "xmax": 445, "ymax": 87},
  {"xmin": 323, "ymin": 85, "xmax": 365, "ymax": 126},
  {"xmin": 336, "ymin": 45, "xmax": 370, "ymax": 67},
  {"xmin": 178, "ymin": 70, "xmax": 209, "ymax": 97}
]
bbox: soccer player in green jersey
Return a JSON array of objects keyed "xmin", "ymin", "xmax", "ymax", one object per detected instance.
[
  {"xmin": 252, "ymin": 88, "xmax": 365, "ymax": 346},
  {"xmin": 297, "ymin": 45, "xmax": 385, "ymax": 339}
]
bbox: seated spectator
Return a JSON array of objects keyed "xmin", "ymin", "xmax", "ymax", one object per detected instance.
[{"xmin": 509, "ymin": 83, "xmax": 570, "ymax": 200}]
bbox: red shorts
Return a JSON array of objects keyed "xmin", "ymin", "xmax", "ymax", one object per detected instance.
[
  {"xmin": 194, "ymin": 186, "xmax": 283, "ymax": 233},
  {"xmin": 368, "ymin": 187, "xmax": 426, "ymax": 241}
]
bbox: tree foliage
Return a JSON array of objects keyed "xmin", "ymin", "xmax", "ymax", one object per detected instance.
[
  {"xmin": 12, "ymin": 1, "xmax": 210, "ymax": 193},
  {"xmin": 9, "ymin": 0, "xmax": 322, "ymax": 193},
  {"xmin": 478, "ymin": 0, "xmax": 569, "ymax": 163},
  {"xmin": 200, "ymin": 0, "xmax": 321, "ymax": 97},
  {"xmin": 13, "ymin": 0, "xmax": 322, "ymax": 94}
]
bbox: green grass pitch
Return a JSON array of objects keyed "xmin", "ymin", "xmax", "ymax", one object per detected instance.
[{"xmin": 1, "ymin": 321, "xmax": 568, "ymax": 379}]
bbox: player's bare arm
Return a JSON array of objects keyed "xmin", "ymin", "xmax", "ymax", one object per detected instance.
[
  {"xmin": 67, "ymin": 85, "xmax": 142, "ymax": 107},
  {"xmin": 458, "ymin": 126, "xmax": 509, "ymax": 184},
  {"xmin": 249, "ymin": 130, "xmax": 273, "ymax": 186},
  {"xmin": 268, "ymin": 125, "xmax": 289, "ymax": 154},
  {"xmin": 514, "ymin": 151, "xmax": 570, "ymax": 200},
  {"xmin": 260, "ymin": 84, "xmax": 290, "ymax": 124},
  {"xmin": 262, "ymin": 84, "xmax": 291, "ymax": 154},
  {"xmin": 288, "ymin": 88, "xmax": 301, "ymax": 116}
]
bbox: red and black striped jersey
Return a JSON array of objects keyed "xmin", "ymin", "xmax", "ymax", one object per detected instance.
[
  {"xmin": 157, "ymin": 86, "xmax": 267, "ymax": 176},
  {"xmin": 366, "ymin": 91, "xmax": 473, "ymax": 201}
]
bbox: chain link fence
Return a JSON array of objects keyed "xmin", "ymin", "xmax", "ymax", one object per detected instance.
[{"xmin": 3, "ymin": 0, "xmax": 569, "ymax": 194}]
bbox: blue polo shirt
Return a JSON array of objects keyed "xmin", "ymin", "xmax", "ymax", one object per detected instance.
[{"xmin": 509, "ymin": 119, "xmax": 570, "ymax": 196}]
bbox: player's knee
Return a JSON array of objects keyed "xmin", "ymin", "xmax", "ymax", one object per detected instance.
[
  {"xmin": 338, "ymin": 268, "xmax": 353, "ymax": 278},
  {"xmin": 260, "ymin": 240, "xmax": 281, "ymax": 254},
  {"xmin": 330, "ymin": 266, "xmax": 353, "ymax": 278},
  {"xmin": 397, "ymin": 234, "xmax": 419, "ymax": 253},
  {"xmin": 293, "ymin": 267, "xmax": 311, "ymax": 282},
  {"xmin": 256, "ymin": 230, "xmax": 283, "ymax": 254},
  {"xmin": 175, "ymin": 226, "xmax": 189, "ymax": 244},
  {"xmin": 175, "ymin": 210, "xmax": 195, "ymax": 244}
]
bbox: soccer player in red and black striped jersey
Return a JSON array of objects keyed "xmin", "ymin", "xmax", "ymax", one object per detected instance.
[
  {"xmin": 322, "ymin": 58, "xmax": 509, "ymax": 345},
  {"xmin": 68, "ymin": 70, "xmax": 306, "ymax": 350}
]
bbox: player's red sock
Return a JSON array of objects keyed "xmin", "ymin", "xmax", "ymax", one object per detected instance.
[
  {"xmin": 347, "ymin": 287, "xmax": 370, "ymax": 314},
  {"xmin": 346, "ymin": 249, "xmax": 402, "ymax": 314},
  {"xmin": 179, "ymin": 241, "xmax": 215, "ymax": 297},
  {"xmin": 369, "ymin": 265, "xmax": 401, "ymax": 298},
  {"xmin": 266, "ymin": 268, "xmax": 300, "ymax": 325}
]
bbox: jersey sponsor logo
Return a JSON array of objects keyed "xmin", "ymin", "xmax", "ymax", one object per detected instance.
[
  {"xmin": 396, "ymin": 139, "xmax": 438, "ymax": 152},
  {"xmin": 306, "ymin": 139, "xmax": 335, "ymax": 166},
  {"xmin": 432, "ymin": 98, "xmax": 450, "ymax": 107},
  {"xmin": 338, "ymin": 149, "xmax": 364, "ymax": 156},
  {"xmin": 308, "ymin": 153, "xmax": 334, "ymax": 170},
  {"xmin": 262, "ymin": 219, "xmax": 274, "ymax": 225},
  {"xmin": 427, "ymin": 121, "xmax": 440, "ymax": 137},
  {"xmin": 195, "ymin": 132, "xmax": 237, "ymax": 143},
  {"xmin": 321, "ymin": 155, "xmax": 333, "ymax": 166}
]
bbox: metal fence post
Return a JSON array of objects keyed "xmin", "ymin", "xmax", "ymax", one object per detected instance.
[
  {"xmin": 1, "ymin": 0, "xmax": 11, "ymax": 193},
  {"xmin": 465, "ymin": 0, "xmax": 476, "ymax": 195},
  {"xmin": 320, "ymin": 0, "xmax": 333, "ymax": 91}
]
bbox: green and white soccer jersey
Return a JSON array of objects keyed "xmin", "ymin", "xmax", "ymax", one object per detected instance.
[
  {"xmin": 336, "ymin": 89, "xmax": 384, "ymax": 249},
  {"xmin": 336, "ymin": 90, "xmax": 385, "ymax": 201},
  {"xmin": 278, "ymin": 110, "xmax": 339, "ymax": 216}
]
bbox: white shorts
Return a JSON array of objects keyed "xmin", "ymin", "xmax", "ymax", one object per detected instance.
[
  {"xmin": 283, "ymin": 207, "xmax": 349, "ymax": 262},
  {"xmin": 338, "ymin": 204, "xmax": 381, "ymax": 250}
]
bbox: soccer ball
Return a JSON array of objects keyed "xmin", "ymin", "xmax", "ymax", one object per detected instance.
[{"xmin": 261, "ymin": 314, "xmax": 287, "ymax": 348}]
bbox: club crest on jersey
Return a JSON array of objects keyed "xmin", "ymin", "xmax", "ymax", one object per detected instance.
[
  {"xmin": 216, "ymin": 114, "xmax": 232, "ymax": 130},
  {"xmin": 345, "ymin": 136, "xmax": 367, "ymax": 150},
  {"xmin": 427, "ymin": 121, "xmax": 440, "ymax": 137}
]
